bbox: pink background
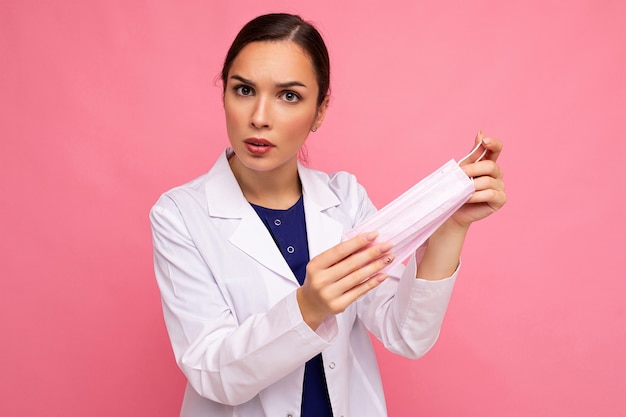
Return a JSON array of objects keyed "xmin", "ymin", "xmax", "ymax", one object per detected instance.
[{"xmin": 2, "ymin": 0, "xmax": 624, "ymax": 416}]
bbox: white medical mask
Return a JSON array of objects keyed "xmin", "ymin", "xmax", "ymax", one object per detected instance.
[{"xmin": 343, "ymin": 142, "xmax": 487, "ymax": 273}]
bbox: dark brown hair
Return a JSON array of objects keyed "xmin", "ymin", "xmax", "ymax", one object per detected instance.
[{"xmin": 221, "ymin": 13, "xmax": 330, "ymax": 106}]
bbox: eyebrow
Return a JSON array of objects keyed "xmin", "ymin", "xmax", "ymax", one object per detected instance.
[{"xmin": 230, "ymin": 74, "xmax": 307, "ymax": 89}]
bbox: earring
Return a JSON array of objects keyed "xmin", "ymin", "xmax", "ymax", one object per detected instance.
[{"xmin": 311, "ymin": 126, "xmax": 318, "ymax": 132}]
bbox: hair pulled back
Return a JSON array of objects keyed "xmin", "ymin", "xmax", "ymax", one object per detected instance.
[{"xmin": 221, "ymin": 13, "xmax": 330, "ymax": 106}]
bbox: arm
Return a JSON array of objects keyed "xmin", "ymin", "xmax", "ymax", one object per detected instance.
[
  {"xmin": 417, "ymin": 132, "xmax": 507, "ymax": 280},
  {"xmin": 293, "ymin": 174, "xmax": 458, "ymax": 358},
  {"xmin": 150, "ymin": 197, "xmax": 334, "ymax": 405},
  {"xmin": 359, "ymin": 133, "xmax": 507, "ymax": 356}
]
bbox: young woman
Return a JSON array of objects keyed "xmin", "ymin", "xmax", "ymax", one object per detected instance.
[{"xmin": 150, "ymin": 13, "xmax": 506, "ymax": 417}]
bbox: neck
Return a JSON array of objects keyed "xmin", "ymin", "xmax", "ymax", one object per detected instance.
[{"xmin": 229, "ymin": 155, "xmax": 302, "ymax": 209}]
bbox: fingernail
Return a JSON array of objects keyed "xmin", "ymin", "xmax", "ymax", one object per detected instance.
[
  {"xmin": 365, "ymin": 232, "xmax": 379, "ymax": 241},
  {"xmin": 384, "ymin": 254, "xmax": 394, "ymax": 264}
]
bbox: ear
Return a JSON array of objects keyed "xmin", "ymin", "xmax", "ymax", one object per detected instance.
[{"xmin": 311, "ymin": 95, "xmax": 330, "ymax": 132}]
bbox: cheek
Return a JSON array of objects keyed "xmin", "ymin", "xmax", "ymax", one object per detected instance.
[
  {"xmin": 224, "ymin": 102, "xmax": 243, "ymax": 131},
  {"xmin": 280, "ymin": 108, "xmax": 316, "ymax": 133}
]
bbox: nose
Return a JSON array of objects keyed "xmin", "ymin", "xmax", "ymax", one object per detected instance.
[{"xmin": 250, "ymin": 96, "xmax": 271, "ymax": 129}]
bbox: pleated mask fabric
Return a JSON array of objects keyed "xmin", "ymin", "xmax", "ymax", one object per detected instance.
[{"xmin": 343, "ymin": 142, "xmax": 487, "ymax": 273}]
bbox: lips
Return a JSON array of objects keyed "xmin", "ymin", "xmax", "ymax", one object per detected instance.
[
  {"xmin": 243, "ymin": 138, "xmax": 275, "ymax": 155},
  {"xmin": 244, "ymin": 138, "xmax": 273, "ymax": 146}
]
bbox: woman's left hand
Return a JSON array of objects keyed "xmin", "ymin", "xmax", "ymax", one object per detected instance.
[{"xmin": 451, "ymin": 132, "xmax": 507, "ymax": 228}]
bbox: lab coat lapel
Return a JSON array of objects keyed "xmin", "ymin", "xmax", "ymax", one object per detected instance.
[
  {"xmin": 229, "ymin": 209, "xmax": 297, "ymax": 284},
  {"xmin": 298, "ymin": 162, "xmax": 344, "ymax": 259},
  {"xmin": 205, "ymin": 151, "xmax": 346, "ymax": 284},
  {"xmin": 205, "ymin": 150, "xmax": 297, "ymax": 284}
]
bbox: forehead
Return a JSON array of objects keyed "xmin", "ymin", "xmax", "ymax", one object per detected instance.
[{"xmin": 228, "ymin": 40, "xmax": 317, "ymax": 84}]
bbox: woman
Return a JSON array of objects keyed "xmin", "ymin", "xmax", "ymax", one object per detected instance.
[{"xmin": 150, "ymin": 13, "xmax": 506, "ymax": 417}]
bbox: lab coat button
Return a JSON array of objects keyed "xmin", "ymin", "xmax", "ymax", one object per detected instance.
[
  {"xmin": 329, "ymin": 362, "xmax": 336, "ymax": 369},
  {"xmin": 274, "ymin": 219, "xmax": 281, "ymax": 226},
  {"xmin": 287, "ymin": 245, "xmax": 295, "ymax": 253}
]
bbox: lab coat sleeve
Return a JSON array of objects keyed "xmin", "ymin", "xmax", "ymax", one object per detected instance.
[
  {"xmin": 348, "ymin": 179, "xmax": 458, "ymax": 359},
  {"xmin": 150, "ymin": 196, "xmax": 337, "ymax": 406},
  {"xmin": 359, "ymin": 257, "xmax": 457, "ymax": 359}
]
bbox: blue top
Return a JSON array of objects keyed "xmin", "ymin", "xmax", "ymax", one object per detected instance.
[{"xmin": 251, "ymin": 196, "xmax": 333, "ymax": 417}]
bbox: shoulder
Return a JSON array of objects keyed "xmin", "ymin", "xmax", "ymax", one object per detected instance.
[
  {"xmin": 299, "ymin": 164, "xmax": 367, "ymax": 202},
  {"xmin": 149, "ymin": 172, "xmax": 212, "ymax": 229},
  {"xmin": 299, "ymin": 164, "xmax": 376, "ymax": 227},
  {"xmin": 307, "ymin": 166, "xmax": 361, "ymax": 188},
  {"xmin": 151, "ymin": 150, "xmax": 234, "ymax": 219}
]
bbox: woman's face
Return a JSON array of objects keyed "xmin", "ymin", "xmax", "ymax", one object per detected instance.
[{"xmin": 224, "ymin": 40, "xmax": 327, "ymax": 176}]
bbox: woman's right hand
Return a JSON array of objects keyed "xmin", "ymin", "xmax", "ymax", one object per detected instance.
[{"xmin": 296, "ymin": 232, "xmax": 395, "ymax": 330}]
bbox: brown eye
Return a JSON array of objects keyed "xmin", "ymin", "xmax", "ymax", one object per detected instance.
[
  {"xmin": 235, "ymin": 85, "xmax": 254, "ymax": 96},
  {"xmin": 281, "ymin": 91, "xmax": 300, "ymax": 103}
]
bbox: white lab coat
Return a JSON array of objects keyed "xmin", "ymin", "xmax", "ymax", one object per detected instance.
[{"xmin": 150, "ymin": 148, "xmax": 458, "ymax": 417}]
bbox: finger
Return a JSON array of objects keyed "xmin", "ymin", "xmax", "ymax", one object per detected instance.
[
  {"xmin": 475, "ymin": 130, "xmax": 485, "ymax": 146},
  {"xmin": 461, "ymin": 159, "xmax": 503, "ymax": 180},
  {"xmin": 471, "ymin": 175, "xmax": 505, "ymax": 194},
  {"xmin": 466, "ymin": 188, "xmax": 508, "ymax": 208},
  {"xmin": 481, "ymin": 135, "xmax": 503, "ymax": 162},
  {"xmin": 328, "ymin": 240, "xmax": 394, "ymax": 281},
  {"xmin": 336, "ymin": 272, "xmax": 389, "ymax": 306},
  {"xmin": 312, "ymin": 232, "xmax": 379, "ymax": 269},
  {"xmin": 459, "ymin": 131, "xmax": 487, "ymax": 167},
  {"xmin": 331, "ymin": 250, "xmax": 395, "ymax": 294}
]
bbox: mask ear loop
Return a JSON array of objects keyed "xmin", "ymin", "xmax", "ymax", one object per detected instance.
[{"xmin": 458, "ymin": 140, "xmax": 488, "ymax": 165}]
